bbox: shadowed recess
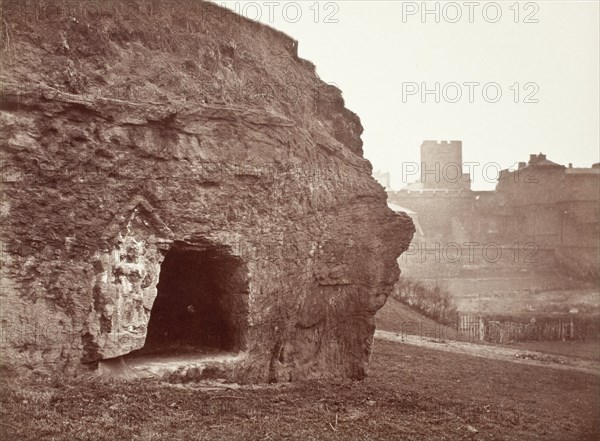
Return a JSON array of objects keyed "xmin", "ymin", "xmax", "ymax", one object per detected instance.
[{"xmin": 143, "ymin": 242, "xmax": 248, "ymax": 354}]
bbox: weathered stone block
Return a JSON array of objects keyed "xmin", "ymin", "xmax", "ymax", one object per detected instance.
[{"xmin": 0, "ymin": 0, "xmax": 414, "ymax": 382}]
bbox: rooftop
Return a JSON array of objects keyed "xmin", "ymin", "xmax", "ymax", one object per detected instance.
[{"xmin": 527, "ymin": 153, "xmax": 565, "ymax": 169}]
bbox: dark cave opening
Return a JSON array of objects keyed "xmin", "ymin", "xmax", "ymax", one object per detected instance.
[{"xmin": 141, "ymin": 242, "xmax": 248, "ymax": 354}]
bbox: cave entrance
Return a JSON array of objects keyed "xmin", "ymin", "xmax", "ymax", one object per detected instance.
[{"xmin": 140, "ymin": 241, "xmax": 248, "ymax": 356}]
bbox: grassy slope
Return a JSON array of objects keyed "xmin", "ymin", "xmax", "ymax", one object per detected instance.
[
  {"xmin": 1, "ymin": 340, "xmax": 598, "ymax": 441},
  {"xmin": 377, "ymin": 297, "xmax": 600, "ymax": 361},
  {"xmin": 376, "ymin": 296, "xmax": 459, "ymax": 340}
]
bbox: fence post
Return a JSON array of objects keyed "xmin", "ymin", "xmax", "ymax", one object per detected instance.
[
  {"xmin": 479, "ymin": 316, "xmax": 484, "ymax": 341},
  {"xmin": 570, "ymin": 317, "xmax": 574, "ymax": 340}
]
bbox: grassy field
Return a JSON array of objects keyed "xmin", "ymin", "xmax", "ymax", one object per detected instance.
[
  {"xmin": 1, "ymin": 297, "xmax": 597, "ymax": 440},
  {"xmin": 497, "ymin": 340, "xmax": 600, "ymax": 362},
  {"xmin": 1, "ymin": 338, "xmax": 599, "ymax": 441},
  {"xmin": 412, "ymin": 275, "xmax": 600, "ymax": 316}
]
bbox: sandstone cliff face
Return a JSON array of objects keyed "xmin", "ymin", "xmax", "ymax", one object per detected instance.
[{"xmin": 0, "ymin": 1, "xmax": 414, "ymax": 382}]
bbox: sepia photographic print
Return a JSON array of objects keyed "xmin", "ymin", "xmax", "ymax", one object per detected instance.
[{"xmin": 0, "ymin": 1, "xmax": 598, "ymax": 440}]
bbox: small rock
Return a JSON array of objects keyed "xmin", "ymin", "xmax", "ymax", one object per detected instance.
[{"xmin": 466, "ymin": 425, "xmax": 478, "ymax": 434}]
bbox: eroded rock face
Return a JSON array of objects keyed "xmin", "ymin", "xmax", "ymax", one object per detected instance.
[{"xmin": 0, "ymin": 0, "xmax": 415, "ymax": 382}]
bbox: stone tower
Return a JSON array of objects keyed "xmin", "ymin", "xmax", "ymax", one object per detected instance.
[{"xmin": 420, "ymin": 140, "xmax": 470, "ymax": 190}]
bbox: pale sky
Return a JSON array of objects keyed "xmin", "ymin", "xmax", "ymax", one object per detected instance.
[{"xmin": 216, "ymin": 1, "xmax": 600, "ymax": 190}]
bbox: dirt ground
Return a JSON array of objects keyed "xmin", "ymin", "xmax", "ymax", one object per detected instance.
[
  {"xmin": 1, "ymin": 338, "xmax": 599, "ymax": 441},
  {"xmin": 1, "ymin": 297, "xmax": 598, "ymax": 440},
  {"xmin": 375, "ymin": 330, "xmax": 600, "ymax": 376}
]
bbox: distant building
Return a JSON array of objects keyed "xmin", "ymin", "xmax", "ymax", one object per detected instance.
[
  {"xmin": 373, "ymin": 170, "xmax": 392, "ymax": 190},
  {"xmin": 495, "ymin": 153, "xmax": 600, "ymax": 275},
  {"xmin": 388, "ymin": 142, "xmax": 600, "ymax": 279},
  {"xmin": 419, "ymin": 140, "xmax": 471, "ymax": 191}
]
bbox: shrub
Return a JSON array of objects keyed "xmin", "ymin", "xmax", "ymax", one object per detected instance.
[{"xmin": 392, "ymin": 277, "xmax": 457, "ymax": 325}]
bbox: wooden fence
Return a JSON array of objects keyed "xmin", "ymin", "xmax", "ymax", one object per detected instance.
[
  {"xmin": 458, "ymin": 315, "xmax": 485, "ymax": 341},
  {"xmin": 457, "ymin": 314, "xmax": 596, "ymax": 343}
]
